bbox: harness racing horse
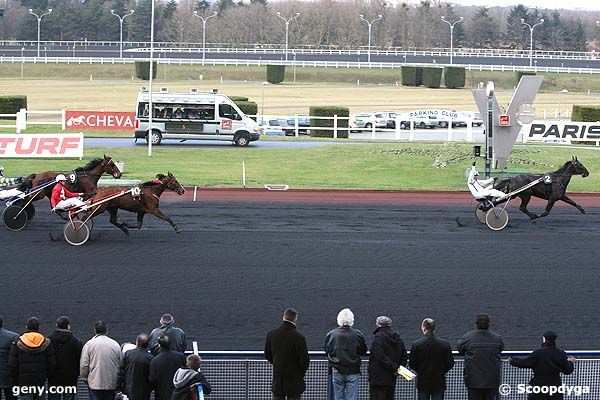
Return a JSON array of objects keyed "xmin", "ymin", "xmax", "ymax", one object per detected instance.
[
  {"xmin": 493, "ymin": 157, "xmax": 589, "ymax": 220},
  {"xmin": 22, "ymin": 155, "xmax": 122, "ymax": 203},
  {"xmin": 89, "ymin": 172, "xmax": 185, "ymax": 235}
]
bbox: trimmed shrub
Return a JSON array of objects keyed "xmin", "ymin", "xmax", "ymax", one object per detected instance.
[
  {"xmin": 266, "ymin": 65, "xmax": 285, "ymax": 84},
  {"xmin": 514, "ymin": 71, "xmax": 536, "ymax": 86},
  {"xmin": 444, "ymin": 66, "xmax": 465, "ymax": 89},
  {"xmin": 572, "ymin": 105, "xmax": 600, "ymax": 122},
  {"xmin": 309, "ymin": 106, "xmax": 349, "ymax": 138},
  {"xmin": 229, "ymin": 96, "xmax": 249, "ymax": 102},
  {"xmin": 135, "ymin": 61, "xmax": 157, "ymax": 80},
  {"xmin": 422, "ymin": 68, "xmax": 443, "ymax": 88},
  {"xmin": 0, "ymin": 96, "xmax": 27, "ymax": 119},
  {"xmin": 401, "ymin": 66, "xmax": 423, "ymax": 86},
  {"xmin": 235, "ymin": 101, "xmax": 258, "ymax": 121}
]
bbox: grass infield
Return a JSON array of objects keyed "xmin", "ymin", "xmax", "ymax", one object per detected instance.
[{"xmin": 1, "ymin": 143, "xmax": 598, "ymax": 191}]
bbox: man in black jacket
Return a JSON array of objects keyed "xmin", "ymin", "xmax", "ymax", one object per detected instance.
[
  {"xmin": 457, "ymin": 314, "xmax": 504, "ymax": 400},
  {"xmin": 48, "ymin": 316, "xmax": 83, "ymax": 400},
  {"xmin": 149, "ymin": 335, "xmax": 186, "ymax": 400},
  {"xmin": 368, "ymin": 316, "xmax": 408, "ymax": 400},
  {"xmin": 509, "ymin": 331, "xmax": 575, "ymax": 400},
  {"xmin": 264, "ymin": 308, "xmax": 310, "ymax": 400},
  {"xmin": 117, "ymin": 334, "xmax": 153, "ymax": 400},
  {"xmin": 325, "ymin": 308, "xmax": 368, "ymax": 400},
  {"xmin": 409, "ymin": 318, "xmax": 454, "ymax": 400},
  {"xmin": 0, "ymin": 317, "xmax": 19, "ymax": 400},
  {"xmin": 7, "ymin": 317, "xmax": 56, "ymax": 400}
]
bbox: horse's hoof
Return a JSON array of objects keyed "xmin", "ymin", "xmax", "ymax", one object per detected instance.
[
  {"xmin": 122, "ymin": 229, "xmax": 129, "ymax": 236},
  {"xmin": 174, "ymin": 226, "xmax": 182, "ymax": 233},
  {"xmin": 580, "ymin": 208, "xmax": 586, "ymax": 214},
  {"xmin": 530, "ymin": 215, "xmax": 539, "ymax": 220}
]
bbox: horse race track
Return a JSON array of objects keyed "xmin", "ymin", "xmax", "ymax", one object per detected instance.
[{"xmin": 1, "ymin": 190, "xmax": 599, "ymax": 351}]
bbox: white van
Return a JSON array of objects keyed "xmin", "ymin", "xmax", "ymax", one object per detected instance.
[{"xmin": 134, "ymin": 88, "xmax": 261, "ymax": 146}]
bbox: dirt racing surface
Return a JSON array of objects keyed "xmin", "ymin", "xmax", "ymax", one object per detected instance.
[{"xmin": 1, "ymin": 194, "xmax": 599, "ymax": 351}]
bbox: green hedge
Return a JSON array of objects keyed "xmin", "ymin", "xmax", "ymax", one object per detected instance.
[
  {"xmin": 422, "ymin": 68, "xmax": 443, "ymax": 88},
  {"xmin": 234, "ymin": 101, "xmax": 258, "ymax": 121},
  {"xmin": 135, "ymin": 61, "xmax": 157, "ymax": 80},
  {"xmin": 229, "ymin": 96, "xmax": 249, "ymax": 102},
  {"xmin": 514, "ymin": 71, "xmax": 536, "ymax": 86},
  {"xmin": 444, "ymin": 66, "xmax": 465, "ymax": 89},
  {"xmin": 309, "ymin": 106, "xmax": 349, "ymax": 138},
  {"xmin": 0, "ymin": 96, "xmax": 27, "ymax": 119},
  {"xmin": 401, "ymin": 66, "xmax": 423, "ymax": 86},
  {"xmin": 572, "ymin": 105, "xmax": 600, "ymax": 122},
  {"xmin": 266, "ymin": 65, "xmax": 285, "ymax": 84}
]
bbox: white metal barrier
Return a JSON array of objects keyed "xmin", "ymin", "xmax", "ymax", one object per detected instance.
[{"xmin": 0, "ymin": 109, "xmax": 66, "ymax": 133}]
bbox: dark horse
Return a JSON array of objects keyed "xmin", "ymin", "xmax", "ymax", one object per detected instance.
[
  {"xmin": 22, "ymin": 155, "xmax": 122, "ymax": 203},
  {"xmin": 494, "ymin": 157, "xmax": 589, "ymax": 220},
  {"xmin": 89, "ymin": 172, "xmax": 185, "ymax": 235}
]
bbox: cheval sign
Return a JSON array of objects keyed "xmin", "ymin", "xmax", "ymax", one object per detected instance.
[
  {"xmin": 0, "ymin": 134, "xmax": 83, "ymax": 158},
  {"xmin": 65, "ymin": 111, "xmax": 136, "ymax": 131},
  {"xmin": 523, "ymin": 121, "xmax": 600, "ymax": 142}
]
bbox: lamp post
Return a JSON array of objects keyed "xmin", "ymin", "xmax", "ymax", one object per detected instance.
[
  {"xmin": 28, "ymin": 8, "xmax": 52, "ymax": 58},
  {"xmin": 521, "ymin": 18, "xmax": 544, "ymax": 67},
  {"xmin": 440, "ymin": 16, "xmax": 463, "ymax": 65},
  {"xmin": 21, "ymin": 47, "xmax": 24, "ymax": 79},
  {"xmin": 110, "ymin": 9, "xmax": 134, "ymax": 59},
  {"xmin": 193, "ymin": 11, "xmax": 218, "ymax": 62},
  {"xmin": 359, "ymin": 14, "xmax": 382, "ymax": 64},
  {"xmin": 558, "ymin": 89, "xmax": 568, "ymax": 120},
  {"xmin": 485, "ymin": 81, "xmax": 494, "ymax": 179},
  {"xmin": 276, "ymin": 12, "xmax": 300, "ymax": 62},
  {"xmin": 148, "ymin": 0, "xmax": 155, "ymax": 157}
]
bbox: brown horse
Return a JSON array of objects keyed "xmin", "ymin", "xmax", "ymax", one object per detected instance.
[
  {"xmin": 89, "ymin": 172, "xmax": 185, "ymax": 235},
  {"xmin": 24, "ymin": 155, "xmax": 122, "ymax": 203}
]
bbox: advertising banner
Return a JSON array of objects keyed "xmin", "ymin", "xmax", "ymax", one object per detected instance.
[
  {"xmin": 522, "ymin": 121, "xmax": 600, "ymax": 142},
  {"xmin": 0, "ymin": 134, "xmax": 83, "ymax": 158},
  {"xmin": 65, "ymin": 111, "xmax": 136, "ymax": 131}
]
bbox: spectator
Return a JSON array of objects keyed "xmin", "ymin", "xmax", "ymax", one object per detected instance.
[
  {"xmin": 409, "ymin": 318, "xmax": 454, "ymax": 400},
  {"xmin": 325, "ymin": 308, "xmax": 368, "ymax": 400},
  {"xmin": 149, "ymin": 336, "xmax": 186, "ymax": 400},
  {"xmin": 7, "ymin": 317, "xmax": 56, "ymax": 400},
  {"xmin": 149, "ymin": 314, "xmax": 186, "ymax": 356},
  {"xmin": 264, "ymin": 308, "xmax": 310, "ymax": 400},
  {"xmin": 0, "ymin": 317, "xmax": 18, "ymax": 400},
  {"xmin": 48, "ymin": 316, "xmax": 83, "ymax": 400},
  {"xmin": 457, "ymin": 314, "xmax": 504, "ymax": 400},
  {"xmin": 509, "ymin": 331, "xmax": 575, "ymax": 400},
  {"xmin": 117, "ymin": 334, "xmax": 153, "ymax": 400},
  {"xmin": 171, "ymin": 354, "xmax": 212, "ymax": 400},
  {"xmin": 368, "ymin": 316, "xmax": 408, "ymax": 400},
  {"xmin": 80, "ymin": 321, "xmax": 122, "ymax": 400}
]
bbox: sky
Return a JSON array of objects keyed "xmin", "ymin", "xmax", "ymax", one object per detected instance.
[{"xmin": 448, "ymin": 0, "xmax": 600, "ymax": 11}]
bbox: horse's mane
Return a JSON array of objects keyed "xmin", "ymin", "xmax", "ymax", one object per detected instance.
[
  {"xmin": 74, "ymin": 158, "xmax": 103, "ymax": 172},
  {"xmin": 140, "ymin": 174, "xmax": 167, "ymax": 187},
  {"xmin": 555, "ymin": 160, "xmax": 573, "ymax": 174}
]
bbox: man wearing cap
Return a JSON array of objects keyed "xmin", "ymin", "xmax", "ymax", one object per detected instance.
[
  {"xmin": 51, "ymin": 175, "xmax": 86, "ymax": 211},
  {"xmin": 149, "ymin": 314, "xmax": 186, "ymax": 356},
  {"xmin": 467, "ymin": 164, "xmax": 505, "ymax": 201},
  {"xmin": 509, "ymin": 331, "xmax": 576, "ymax": 400}
]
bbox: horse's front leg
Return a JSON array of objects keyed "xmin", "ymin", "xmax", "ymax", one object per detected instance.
[
  {"xmin": 538, "ymin": 199, "xmax": 557, "ymax": 219},
  {"xmin": 135, "ymin": 212, "xmax": 145, "ymax": 229},
  {"xmin": 518, "ymin": 195, "xmax": 539, "ymax": 220},
  {"xmin": 149, "ymin": 208, "xmax": 181, "ymax": 233},
  {"xmin": 560, "ymin": 195, "xmax": 586, "ymax": 214}
]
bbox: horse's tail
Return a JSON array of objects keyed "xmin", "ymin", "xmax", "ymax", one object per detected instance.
[{"xmin": 494, "ymin": 177, "xmax": 512, "ymax": 193}]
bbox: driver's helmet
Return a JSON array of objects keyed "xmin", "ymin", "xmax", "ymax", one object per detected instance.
[
  {"xmin": 0, "ymin": 165, "xmax": 4, "ymax": 176},
  {"xmin": 55, "ymin": 174, "xmax": 68, "ymax": 183}
]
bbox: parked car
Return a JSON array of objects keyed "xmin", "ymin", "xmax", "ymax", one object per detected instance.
[
  {"xmin": 285, "ymin": 116, "xmax": 311, "ymax": 135},
  {"xmin": 460, "ymin": 111, "xmax": 484, "ymax": 126},
  {"xmin": 349, "ymin": 113, "xmax": 387, "ymax": 131},
  {"xmin": 413, "ymin": 115, "xmax": 439, "ymax": 129},
  {"xmin": 259, "ymin": 118, "xmax": 287, "ymax": 136},
  {"xmin": 373, "ymin": 112, "xmax": 398, "ymax": 129}
]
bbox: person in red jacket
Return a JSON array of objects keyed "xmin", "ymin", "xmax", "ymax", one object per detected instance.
[{"xmin": 51, "ymin": 174, "xmax": 86, "ymax": 211}]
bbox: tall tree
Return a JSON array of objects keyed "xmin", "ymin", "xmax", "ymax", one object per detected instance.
[
  {"xmin": 505, "ymin": 4, "xmax": 529, "ymax": 49},
  {"xmin": 130, "ymin": 0, "xmax": 152, "ymax": 41},
  {"xmin": 196, "ymin": 0, "xmax": 211, "ymax": 12},
  {"xmin": 468, "ymin": 7, "xmax": 497, "ymax": 48}
]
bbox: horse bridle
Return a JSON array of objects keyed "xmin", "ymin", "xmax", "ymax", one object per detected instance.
[{"xmin": 73, "ymin": 158, "xmax": 118, "ymax": 180}]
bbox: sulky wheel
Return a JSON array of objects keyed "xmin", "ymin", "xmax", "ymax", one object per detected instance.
[
  {"xmin": 63, "ymin": 220, "xmax": 90, "ymax": 246},
  {"xmin": 475, "ymin": 205, "xmax": 487, "ymax": 224},
  {"xmin": 3, "ymin": 205, "xmax": 28, "ymax": 231},
  {"xmin": 485, "ymin": 207, "xmax": 509, "ymax": 231},
  {"xmin": 24, "ymin": 203, "xmax": 36, "ymax": 221}
]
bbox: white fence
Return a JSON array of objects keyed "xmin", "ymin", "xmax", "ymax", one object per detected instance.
[
  {"xmin": 2, "ymin": 56, "xmax": 600, "ymax": 74},
  {"xmin": 0, "ymin": 109, "xmax": 65, "ymax": 133}
]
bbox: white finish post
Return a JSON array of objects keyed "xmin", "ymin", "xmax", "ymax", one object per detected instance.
[
  {"xmin": 193, "ymin": 186, "xmax": 197, "ymax": 202},
  {"xmin": 242, "ymin": 161, "xmax": 247, "ymax": 188}
]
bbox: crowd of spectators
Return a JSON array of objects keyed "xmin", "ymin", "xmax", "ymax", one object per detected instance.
[{"xmin": 1, "ymin": 310, "xmax": 578, "ymax": 400}]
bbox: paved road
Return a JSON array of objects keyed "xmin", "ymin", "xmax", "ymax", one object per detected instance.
[
  {"xmin": 2, "ymin": 44, "xmax": 600, "ymax": 69},
  {"xmin": 1, "ymin": 200, "xmax": 598, "ymax": 351}
]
